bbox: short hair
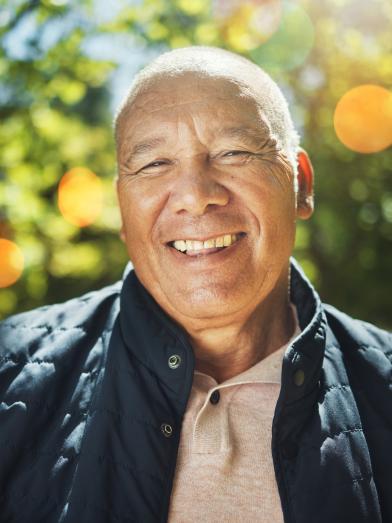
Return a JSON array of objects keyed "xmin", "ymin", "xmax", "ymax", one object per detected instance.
[{"xmin": 114, "ymin": 46, "xmax": 300, "ymax": 183}]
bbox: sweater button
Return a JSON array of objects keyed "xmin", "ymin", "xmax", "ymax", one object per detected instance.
[
  {"xmin": 210, "ymin": 390, "xmax": 220, "ymax": 405},
  {"xmin": 168, "ymin": 354, "xmax": 181, "ymax": 369},
  {"xmin": 160, "ymin": 423, "xmax": 173, "ymax": 437}
]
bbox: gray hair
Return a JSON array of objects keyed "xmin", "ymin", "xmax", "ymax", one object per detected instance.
[{"xmin": 114, "ymin": 46, "xmax": 300, "ymax": 184}]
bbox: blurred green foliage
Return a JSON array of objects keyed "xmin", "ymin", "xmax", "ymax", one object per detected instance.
[{"xmin": 0, "ymin": 0, "xmax": 391, "ymax": 328}]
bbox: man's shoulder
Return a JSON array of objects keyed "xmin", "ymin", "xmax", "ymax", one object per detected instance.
[
  {"xmin": 298, "ymin": 298, "xmax": 391, "ymax": 393},
  {"xmin": 323, "ymin": 302, "xmax": 392, "ymax": 354},
  {"xmin": 0, "ymin": 280, "xmax": 122, "ymax": 360}
]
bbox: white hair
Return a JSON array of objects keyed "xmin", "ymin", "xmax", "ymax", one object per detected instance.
[{"xmin": 114, "ymin": 46, "xmax": 300, "ymax": 185}]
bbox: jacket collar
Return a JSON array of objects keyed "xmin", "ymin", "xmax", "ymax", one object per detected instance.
[
  {"xmin": 119, "ymin": 263, "xmax": 195, "ymax": 412},
  {"xmin": 283, "ymin": 258, "xmax": 327, "ymax": 401},
  {"xmin": 118, "ymin": 258, "xmax": 326, "ymax": 410}
]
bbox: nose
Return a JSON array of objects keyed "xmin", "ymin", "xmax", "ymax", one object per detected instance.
[{"xmin": 168, "ymin": 160, "xmax": 230, "ymax": 216}]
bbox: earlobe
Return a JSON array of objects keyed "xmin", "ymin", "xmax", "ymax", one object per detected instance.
[{"xmin": 296, "ymin": 148, "xmax": 314, "ymax": 220}]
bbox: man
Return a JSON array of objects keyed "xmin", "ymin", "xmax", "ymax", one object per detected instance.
[{"xmin": 0, "ymin": 46, "xmax": 391, "ymax": 523}]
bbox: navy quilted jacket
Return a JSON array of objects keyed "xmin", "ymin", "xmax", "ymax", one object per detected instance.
[{"xmin": 0, "ymin": 259, "xmax": 391, "ymax": 523}]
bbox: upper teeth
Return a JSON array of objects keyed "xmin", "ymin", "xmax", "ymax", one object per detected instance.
[{"xmin": 173, "ymin": 234, "xmax": 239, "ymax": 252}]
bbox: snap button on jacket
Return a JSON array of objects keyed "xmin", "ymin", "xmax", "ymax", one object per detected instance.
[{"xmin": 0, "ymin": 259, "xmax": 391, "ymax": 522}]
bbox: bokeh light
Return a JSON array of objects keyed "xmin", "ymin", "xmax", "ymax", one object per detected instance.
[
  {"xmin": 58, "ymin": 167, "xmax": 103, "ymax": 227},
  {"xmin": 250, "ymin": 1, "xmax": 314, "ymax": 71},
  {"xmin": 334, "ymin": 85, "xmax": 392, "ymax": 154},
  {"xmin": 1, "ymin": 0, "xmax": 392, "ymax": 328},
  {"xmin": 214, "ymin": 0, "xmax": 282, "ymax": 52},
  {"xmin": 0, "ymin": 239, "xmax": 24, "ymax": 288},
  {"xmin": 333, "ymin": 0, "xmax": 390, "ymax": 61}
]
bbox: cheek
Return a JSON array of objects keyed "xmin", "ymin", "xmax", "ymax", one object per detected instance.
[
  {"xmin": 236, "ymin": 165, "xmax": 296, "ymax": 218},
  {"xmin": 236, "ymin": 171, "xmax": 296, "ymax": 254},
  {"xmin": 118, "ymin": 177, "xmax": 170, "ymax": 260}
]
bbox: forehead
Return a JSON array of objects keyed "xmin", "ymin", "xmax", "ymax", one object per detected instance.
[
  {"xmin": 118, "ymin": 73, "xmax": 270, "ymax": 148},
  {"xmin": 135, "ymin": 74, "xmax": 254, "ymax": 108}
]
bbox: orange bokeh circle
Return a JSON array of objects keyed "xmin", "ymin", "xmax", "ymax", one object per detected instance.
[
  {"xmin": 0, "ymin": 239, "xmax": 24, "ymax": 288},
  {"xmin": 58, "ymin": 167, "xmax": 103, "ymax": 227},
  {"xmin": 334, "ymin": 85, "xmax": 392, "ymax": 154}
]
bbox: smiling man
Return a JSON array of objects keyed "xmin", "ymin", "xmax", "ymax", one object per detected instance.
[
  {"xmin": 115, "ymin": 62, "xmax": 311, "ymax": 384},
  {"xmin": 0, "ymin": 46, "xmax": 391, "ymax": 523}
]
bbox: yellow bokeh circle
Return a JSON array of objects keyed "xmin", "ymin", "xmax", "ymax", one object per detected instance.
[
  {"xmin": 58, "ymin": 167, "xmax": 103, "ymax": 227},
  {"xmin": 0, "ymin": 239, "xmax": 24, "ymax": 288},
  {"xmin": 216, "ymin": 0, "xmax": 282, "ymax": 52},
  {"xmin": 334, "ymin": 85, "xmax": 392, "ymax": 154}
]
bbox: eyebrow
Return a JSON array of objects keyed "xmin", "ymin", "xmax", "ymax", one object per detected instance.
[
  {"xmin": 217, "ymin": 125, "xmax": 269, "ymax": 146},
  {"xmin": 128, "ymin": 136, "xmax": 168, "ymax": 159}
]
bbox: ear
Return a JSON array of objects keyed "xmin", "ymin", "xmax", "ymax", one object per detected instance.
[
  {"xmin": 296, "ymin": 148, "xmax": 314, "ymax": 220},
  {"xmin": 115, "ymin": 176, "xmax": 126, "ymax": 243}
]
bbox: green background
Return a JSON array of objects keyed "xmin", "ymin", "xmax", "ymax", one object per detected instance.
[{"xmin": 0, "ymin": 0, "xmax": 391, "ymax": 329}]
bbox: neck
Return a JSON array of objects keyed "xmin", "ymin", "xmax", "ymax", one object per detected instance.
[{"xmin": 186, "ymin": 274, "xmax": 295, "ymax": 384}]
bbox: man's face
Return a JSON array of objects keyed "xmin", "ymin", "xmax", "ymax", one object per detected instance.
[{"xmin": 116, "ymin": 74, "xmax": 302, "ymax": 322}]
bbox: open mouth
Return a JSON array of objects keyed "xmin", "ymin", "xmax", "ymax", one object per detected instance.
[{"xmin": 167, "ymin": 232, "xmax": 246, "ymax": 257}]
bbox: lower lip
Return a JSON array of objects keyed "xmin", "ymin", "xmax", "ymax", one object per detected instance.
[{"xmin": 166, "ymin": 235, "xmax": 247, "ymax": 267}]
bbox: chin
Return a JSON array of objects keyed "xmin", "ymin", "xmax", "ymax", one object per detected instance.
[{"xmin": 167, "ymin": 284, "xmax": 249, "ymax": 320}]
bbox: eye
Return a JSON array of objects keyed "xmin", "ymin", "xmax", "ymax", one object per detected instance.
[
  {"xmin": 223, "ymin": 150, "xmax": 249, "ymax": 157},
  {"xmin": 143, "ymin": 160, "xmax": 167, "ymax": 169},
  {"xmin": 137, "ymin": 159, "xmax": 172, "ymax": 174},
  {"xmin": 214, "ymin": 150, "xmax": 252, "ymax": 164}
]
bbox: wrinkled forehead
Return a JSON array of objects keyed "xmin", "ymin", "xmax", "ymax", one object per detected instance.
[
  {"xmin": 116, "ymin": 72, "xmax": 271, "ymax": 146},
  {"xmin": 136, "ymin": 73, "xmax": 257, "ymax": 108}
]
